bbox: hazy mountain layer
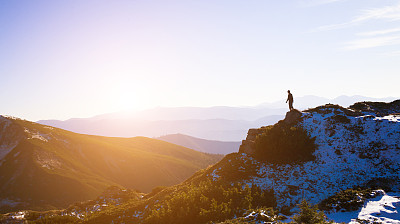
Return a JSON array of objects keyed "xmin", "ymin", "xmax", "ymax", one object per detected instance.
[
  {"xmin": 37, "ymin": 95, "xmax": 395, "ymax": 141},
  {"xmin": 156, "ymin": 133, "xmax": 241, "ymax": 154},
  {"xmin": 38, "ymin": 116, "xmax": 284, "ymax": 141}
]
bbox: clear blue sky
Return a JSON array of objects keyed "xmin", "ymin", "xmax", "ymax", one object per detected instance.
[{"xmin": 1, "ymin": 0, "xmax": 399, "ymax": 121}]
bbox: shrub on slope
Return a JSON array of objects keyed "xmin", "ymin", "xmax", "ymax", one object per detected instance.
[
  {"xmin": 350, "ymin": 100, "xmax": 400, "ymax": 116},
  {"xmin": 292, "ymin": 200, "xmax": 333, "ymax": 224},
  {"xmin": 254, "ymin": 123, "xmax": 316, "ymax": 164},
  {"xmin": 142, "ymin": 180, "xmax": 276, "ymax": 224},
  {"xmin": 319, "ymin": 187, "xmax": 384, "ymax": 212}
]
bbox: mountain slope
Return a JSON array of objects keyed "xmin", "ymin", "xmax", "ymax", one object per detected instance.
[
  {"xmin": 0, "ymin": 115, "xmax": 222, "ymax": 213},
  {"xmin": 156, "ymin": 134, "xmax": 241, "ymax": 154}
]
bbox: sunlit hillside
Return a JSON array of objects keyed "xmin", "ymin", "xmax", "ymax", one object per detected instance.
[{"xmin": 0, "ymin": 116, "xmax": 222, "ymax": 213}]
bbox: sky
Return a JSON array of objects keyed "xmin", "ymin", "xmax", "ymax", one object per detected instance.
[{"xmin": 1, "ymin": 0, "xmax": 400, "ymax": 121}]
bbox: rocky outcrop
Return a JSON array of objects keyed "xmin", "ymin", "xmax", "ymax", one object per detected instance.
[
  {"xmin": 283, "ymin": 109, "xmax": 302, "ymax": 125},
  {"xmin": 238, "ymin": 128, "xmax": 264, "ymax": 154},
  {"xmin": 239, "ymin": 110, "xmax": 303, "ymax": 155},
  {"xmin": 220, "ymin": 102, "xmax": 400, "ymax": 213}
]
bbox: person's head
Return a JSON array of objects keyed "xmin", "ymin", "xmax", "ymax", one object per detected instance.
[{"xmin": 287, "ymin": 90, "xmax": 290, "ymax": 93}]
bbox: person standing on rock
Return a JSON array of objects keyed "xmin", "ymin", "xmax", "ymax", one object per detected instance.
[{"xmin": 286, "ymin": 90, "xmax": 294, "ymax": 111}]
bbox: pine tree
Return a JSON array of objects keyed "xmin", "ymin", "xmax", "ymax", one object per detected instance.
[{"xmin": 292, "ymin": 200, "xmax": 332, "ymax": 224}]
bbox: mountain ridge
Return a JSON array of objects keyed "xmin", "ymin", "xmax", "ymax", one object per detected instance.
[
  {"xmin": 38, "ymin": 117, "xmax": 284, "ymax": 141},
  {"xmin": 156, "ymin": 133, "xmax": 241, "ymax": 155},
  {"xmin": 37, "ymin": 95, "xmax": 396, "ymax": 141}
]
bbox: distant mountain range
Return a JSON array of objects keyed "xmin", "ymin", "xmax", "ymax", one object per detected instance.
[
  {"xmin": 0, "ymin": 115, "xmax": 222, "ymax": 213},
  {"xmin": 38, "ymin": 95, "xmax": 397, "ymax": 141},
  {"xmin": 156, "ymin": 134, "xmax": 241, "ymax": 155},
  {"xmin": 38, "ymin": 115, "xmax": 284, "ymax": 142}
]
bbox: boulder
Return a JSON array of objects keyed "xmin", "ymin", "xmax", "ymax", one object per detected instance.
[
  {"xmin": 284, "ymin": 109, "xmax": 302, "ymax": 125},
  {"xmin": 239, "ymin": 109, "xmax": 304, "ymax": 155}
]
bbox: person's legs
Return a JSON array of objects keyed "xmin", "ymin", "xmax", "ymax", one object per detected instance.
[{"xmin": 289, "ymin": 101, "xmax": 293, "ymax": 110}]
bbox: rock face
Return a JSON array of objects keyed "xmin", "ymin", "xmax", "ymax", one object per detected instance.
[
  {"xmin": 239, "ymin": 109, "xmax": 303, "ymax": 155},
  {"xmin": 238, "ymin": 128, "xmax": 264, "ymax": 155},
  {"xmin": 283, "ymin": 109, "xmax": 302, "ymax": 125}
]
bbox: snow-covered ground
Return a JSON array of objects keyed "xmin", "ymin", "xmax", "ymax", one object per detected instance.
[
  {"xmin": 211, "ymin": 105, "xmax": 400, "ymax": 223},
  {"xmin": 328, "ymin": 191, "xmax": 400, "ymax": 224},
  {"xmin": 245, "ymin": 108, "xmax": 400, "ymax": 207}
]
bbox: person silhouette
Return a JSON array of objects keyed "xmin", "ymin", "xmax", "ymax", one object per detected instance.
[{"xmin": 286, "ymin": 90, "xmax": 294, "ymax": 111}]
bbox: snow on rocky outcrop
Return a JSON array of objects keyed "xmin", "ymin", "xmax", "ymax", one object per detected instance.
[
  {"xmin": 254, "ymin": 104, "xmax": 399, "ymax": 206},
  {"xmin": 212, "ymin": 101, "xmax": 400, "ymax": 222}
]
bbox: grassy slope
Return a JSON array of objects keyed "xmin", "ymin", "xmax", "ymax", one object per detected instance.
[{"xmin": 0, "ymin": 117, "xmax": 222, "ymax": 212}]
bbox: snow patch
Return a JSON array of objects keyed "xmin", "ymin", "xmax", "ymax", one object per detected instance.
[
  {"xmin": 245, "ymin": 210, "xmax": 272, "ymax": 220},
  {"xmin": 354, "ymin": 192, "xmax": 400, "ymax": 224},
  {"xmin": 210, "ymin": 167, "xmax": 221, "ymax": 181},
  {"xmin": 11, "ymin": 211, "xmax": 26, "ymax": 220},
  {"xmin": 375, "ymin": 115, "xmax": 400, "ymax": 123},
  {"xmin": 24, "ymin": 128, "xmax": 51, "ymax": 142},
  {"xmin": 327, "ymin": 191, "xmax": 400, "ymax": 224}
]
